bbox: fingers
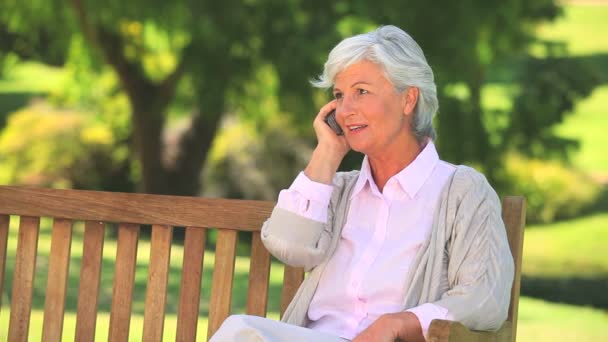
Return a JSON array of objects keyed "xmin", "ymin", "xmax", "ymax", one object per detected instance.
[{"xmin": 314, "ymin": 101, "xmax": 337, "ymax": 125}]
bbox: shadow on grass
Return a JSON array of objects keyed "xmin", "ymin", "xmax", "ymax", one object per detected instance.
[{"xmin": 521, "ymin": 274, "xmax": 608, "ymax": 309}]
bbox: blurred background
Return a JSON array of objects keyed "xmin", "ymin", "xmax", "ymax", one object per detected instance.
[{"xmin": 0, "ymin": 0, "xmax": 606, "ymax": 340}]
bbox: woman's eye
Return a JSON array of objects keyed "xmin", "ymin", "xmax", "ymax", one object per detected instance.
[
  {"xmin": 334, "ymin": 92, "xmax": 343, "ymax": 99},
  {"xmin": 358, "ymin": 89, "xmax": 369, "ymax": 95}
]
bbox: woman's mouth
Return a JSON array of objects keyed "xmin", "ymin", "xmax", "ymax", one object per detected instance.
[{"xmin": 347, "ymin": 124, "xmax": 368, "ymax": 133}]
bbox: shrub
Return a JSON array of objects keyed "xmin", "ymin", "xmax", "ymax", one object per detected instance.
[
  {"xmin": 0, "ymin": 101, "xmax": 132, "ymax": 191},
  {"xmin": 500, "ymin": 153, "xmax": 601, "ymax": 223}
]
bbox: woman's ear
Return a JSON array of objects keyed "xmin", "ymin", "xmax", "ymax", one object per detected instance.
[{"xmin": 402, "ymin": 87, "xmax": 419, "ymax": 116}]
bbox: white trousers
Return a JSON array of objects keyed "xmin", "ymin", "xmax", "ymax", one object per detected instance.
[{"xmin": 209, "ymin": 315, "xmax": 349, "ymax": 342}]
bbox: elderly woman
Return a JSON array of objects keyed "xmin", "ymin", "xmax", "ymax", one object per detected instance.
[{"xmin": 211, "ymin": 25, "xmax": 513, "ymax": 342}]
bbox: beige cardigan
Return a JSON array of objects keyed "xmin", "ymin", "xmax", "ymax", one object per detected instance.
[{"xmin": 261, "ymin": 166, "xmax": 514, "ymax": 331}]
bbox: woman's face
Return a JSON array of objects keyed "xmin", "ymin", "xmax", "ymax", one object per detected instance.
[{"xmin": 333, "ymin": 60, "xmax": 414, "ymax": 158}]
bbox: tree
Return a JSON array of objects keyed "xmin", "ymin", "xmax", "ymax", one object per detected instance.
[{"xmin": 4, "ymin": 0, "xmax": 592, "ymax": 196}]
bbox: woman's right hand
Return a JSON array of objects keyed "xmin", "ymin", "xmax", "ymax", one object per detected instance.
[
  {"xmin": 304, "ymin": 101, "xmax": 350, "ymax": 184},
  {"xmin": 312, "ymin": 101, "xmax": 350, "ymax": 156}
]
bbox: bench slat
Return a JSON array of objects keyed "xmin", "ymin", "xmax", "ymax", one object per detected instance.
[
  {"xmin": 0, "ymin": 215, "xmax": 9, "ymax": 312},
  {"xmin": 143, "ymin": 225, "xmax": 173, "ymax": 342},
  {"xmin": 42, "ymin": 218, "xmax": 73, "ymax": 342},
  {"xmin": 280, "ymin": 266, "xmax": 305, "ymax": 318},
  {"xmin": 108, "ymin": 223, "xmax": 140, "ymax": 342},
  {"xmin": 176, "ymin": 227, "xmax": 206, "ymax": 342},
  {"xmin": 0, "ymin": 186, "xmax": 274, "ymax": 230},
  {"xmin": 75, "ymin": 221, "xmax": 105, "ymax": 342},
  {"xmin": 502, "ymin": 196, "xmax": 526, "ymax": 341},
  {"xmin": 207, "ymin": 229, "xmax": 238, "ymax": 339},
  {"xmin": 246, "ymin": 231, "xmax": 270, "ymax": 317},
  {"xmin": 8, "ymin": 216, "xmax": 40, "ymax": 342}
]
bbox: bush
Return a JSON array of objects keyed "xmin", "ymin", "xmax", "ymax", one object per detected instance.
[
  {"xmin": 0, "ymin": 101, "xmax": 133, "ymax": 191},
  {"xmin": 500, "ymin": 153, "xmax": 601, "ymax": 223}
]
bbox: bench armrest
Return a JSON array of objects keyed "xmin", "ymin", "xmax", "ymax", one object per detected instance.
[{"xmin": 427, "ymin": 319, "xmax": 513, "ymax": 342}]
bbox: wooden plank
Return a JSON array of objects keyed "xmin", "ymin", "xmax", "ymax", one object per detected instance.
[
  {"xmin": 0, "ymin": 186, "xmax": 274, "ymax": 231},
  {"xmin": 246, "ymin": 231, "xmax": 270, "ymax": 317},
  {"xmin": 280, "ymin": 266, "xmax": 304, "ymax": 318},
  {"xmin": 207, "ymin": 229, "xmax": 238, "ymax": 339},
  {"xmin": 8, "ymin": 216, "xmax": 40, "ymax": 342},
  {"xmin": 0, "ymin": 215, "xmax": 10, "ymax": 312},
  {"xmin": 428, "ymin": 319, "xmax": 512, "ymax": 342},
  {"xmin": 75, "ymin": 221, "xmax": 105, "ymax": 342},
  {"xmin": 42, "ymin": 218, "xmax": 73, "ymax": 342},
  {"xmin": 143, "ymin": 225, "xmax": 173, "ymax": 342},
  {"xmin": 176, "ymin": 227, "xmax": 206, "ymax": 342},
  {"xmin": 108, "ymin": 223, "xmax": 140, "ymax": 342},
  {"xmin": 501, "ymin": 196, "xmax": 526, "ymax": 342}
]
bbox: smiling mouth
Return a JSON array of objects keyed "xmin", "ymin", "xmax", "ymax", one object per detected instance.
[{"xmin": 348, "ymin": 125, "xmax": 368, "ymax": 132}]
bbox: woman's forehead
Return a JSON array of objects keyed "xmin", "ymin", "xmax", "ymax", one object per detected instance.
[{"xmin": 333, "ymin": 61, "xmax": 390, "ymax": 89}]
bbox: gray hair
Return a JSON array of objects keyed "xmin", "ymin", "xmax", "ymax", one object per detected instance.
[{"xmin": 311, "ymin": 25, "xmax": 438, "ymax": 141}]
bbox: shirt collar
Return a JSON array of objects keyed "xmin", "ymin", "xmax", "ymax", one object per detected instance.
[{"xmin": 351, "ymin": 140, "xmax": 440, "ymax": 199}]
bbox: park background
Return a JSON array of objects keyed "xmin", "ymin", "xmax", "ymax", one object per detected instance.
[{"xmin": 0, "ymin": 0, "xmax": 606, "ymax": 340}]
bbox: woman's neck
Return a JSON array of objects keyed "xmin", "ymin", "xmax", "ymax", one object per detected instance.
[{"xmin": 368, "ymin": 138, "xmax": 423, "ymax": 192}]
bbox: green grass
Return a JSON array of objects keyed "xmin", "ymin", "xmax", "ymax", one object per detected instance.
[
  {"xmin": 554, "ymin": 85, "xmax": 608, "ymax": 175},
  {"xmin": 535, "ymin": 4, "xmax": 608, "ymax": 55},
  {"xmin": 0, "ymin": 61, "xmax": 66, "ymax": 94},
  {"xmin": 523, "ymin": 212, "xmax": 608, "ymax": 278},
  {"xmin": 0, "ymin": 218, "xmax": 285, "ymax": 341},
  {"xmin": 0, "ymin": 209, "xmax": 606, "ymax": 341},
  {"xmin": 517, "ymin": 297, "xmax": 608, "ymax": 341}
]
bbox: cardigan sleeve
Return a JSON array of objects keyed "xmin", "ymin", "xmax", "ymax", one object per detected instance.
[
  {"xmin": 260, "ymin": 171, "xmax": 358, "ymax": 271},
  {"xmin": 431, "ymin": 171, "xmax": 514, "ymax": 331},
  {"xmin": 260, "ymin": 207, "xmax": 333, "ymax": 270}
]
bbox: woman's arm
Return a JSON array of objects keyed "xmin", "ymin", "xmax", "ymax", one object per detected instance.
[
  {"xmin": 261, "ymin": 101, "xmax": 350, "ymax": 270},
  {"xmin": 434, "ymin": 174, "xmax": 514, "ymax": 330},
  {"xmin": 352, "ymin": 312, "xmax": 425, "ymax": 342}
]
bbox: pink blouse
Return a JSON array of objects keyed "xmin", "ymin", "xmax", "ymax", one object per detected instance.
[{"xmin": 276, "ymin": 142, "xmax": 455, "ymax": 340}]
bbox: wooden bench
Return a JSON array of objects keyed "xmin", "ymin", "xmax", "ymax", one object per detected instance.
[{"xmin": 0, "ymin": 186, "xmax": 525, "ymax": 341}]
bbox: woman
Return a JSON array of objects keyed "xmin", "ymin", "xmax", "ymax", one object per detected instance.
[{"xmin": 211, "ymin": 25, "xmax": 513, "ymax": 342}]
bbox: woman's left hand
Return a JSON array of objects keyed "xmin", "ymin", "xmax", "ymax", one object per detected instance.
[
  {"xmin": 352, "ymin": 314, "xmax": 400, "ymax": 342},
  {"xmin": 352, "ymin": 312, "xmax": 425, "ymax": 342}
]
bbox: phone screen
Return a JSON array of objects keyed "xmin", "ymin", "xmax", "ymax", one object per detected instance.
[{"xmin": 323, "ymin": 110, "xmax": 344, "ymax": 136}]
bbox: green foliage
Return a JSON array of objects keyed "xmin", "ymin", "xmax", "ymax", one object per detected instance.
[
  {"xmin": 535, "ymin": 4, "xmax": 608, "ymax": 56},
  {"xmin": 1, "ymin": 0, "xmax": 602, "ymax": 200},
  {"xmin": 0, "ymin": 0, "xmax": 72, "ymax": 67},
  {"xmin": 0, "ymin": 102, "xmax": 132, "ymax": 190},
  {"xmin": 507, "ymin": 56, "xmax": 601, "ymax": 160},
  {"xmin": 500, "ymin": 153, "xmax": 600, "ymax": 223},
  {"xmin": 204, "ymin": 113, "xmax": 312, "ymax": 200}
]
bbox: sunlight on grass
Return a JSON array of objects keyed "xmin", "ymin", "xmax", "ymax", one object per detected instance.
[
  {"xmin": 554, "ymin": 85, "xmax": 608, "ymax": 174},
  {"xmin": 0, "ymin": 217, "xmax": 286, "ymax": 341},
  {"xmin": 0, "ymin": 62, "xmax": 66, "ymax": 93},
  {"xmin": 517, "ymin": 296, "xmax": 608, "ymax": 341},
  {"xmin": 535, "ymin": 4, "xmax": 608, "ymax": 55},
  {"xmin": 523, "ymin": 212, "xmax": 608, "ymax": 277}
]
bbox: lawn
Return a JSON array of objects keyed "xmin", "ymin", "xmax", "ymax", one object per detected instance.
[
  {"xmin": 535, "ymin": 4, "xmax": 608, "ymax": 56},
  {"xmin": 535, "ymin": 3, "xmax": 608, "ymax": 175},
  {"xmin": 523, "ymin": 212, "xmax": 608, "ymax": 278},
  {"xmin": 0, "ymin": 218, "xmax": 285, "ymax": 341}
]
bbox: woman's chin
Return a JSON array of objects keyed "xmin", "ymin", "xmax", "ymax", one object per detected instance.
[{"xmin": 348, "ymin": 142, "xmax": 371, "ymax": 155}]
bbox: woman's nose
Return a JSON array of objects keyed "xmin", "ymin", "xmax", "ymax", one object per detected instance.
[{"xmin": 337, "ymin": 97, "xmax": 356, "ymax": 119}]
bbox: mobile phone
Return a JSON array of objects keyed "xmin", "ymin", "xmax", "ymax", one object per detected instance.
[{"xmin": 323, "ymin": 109, "xmax": 344, "ymax": 136}]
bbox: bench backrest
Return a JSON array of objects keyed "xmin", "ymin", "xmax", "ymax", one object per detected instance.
[{"xmin": 0, "ymin": 186, "xmax": 525, "ymax": 342}]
